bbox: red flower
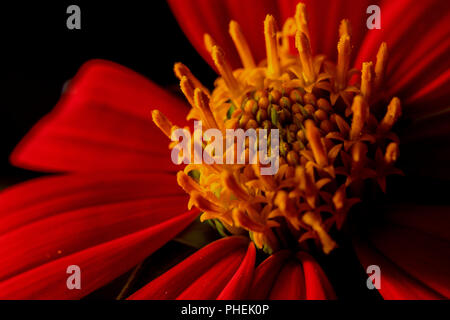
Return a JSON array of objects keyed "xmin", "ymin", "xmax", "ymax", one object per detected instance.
[{"xmin": 0, "ymin": 0, "xmax": 449, "ymax": 299}]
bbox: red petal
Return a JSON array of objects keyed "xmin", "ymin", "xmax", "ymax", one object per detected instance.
[
  {"xmin": 0, "ymin": 172, "xmax": 185, "ymax": 235},
  {"xmin": 128, "ymin": 237, "xmax": 252, "ymax": 299},
  {"xmin": 354, "ymin": 204, "xmax": 450, "ymax": 299},
  {"xmin": 249, "ymin": 250, "xmax": 335, "ymax": 300},
  {"xmin": 168, "ymin": 0, "xmax": 374, "ymax": 68},
  {"xmin": 0, "ymin": 173, "xmax": 196, "ymax": 299},
  {"xmin": 354, "ymin": 238, "xmax": 444, "ymax": 299},
  {"xmin": 248, "ymin": 250, "xmax": 291, "ymax": 299},
  {"xmin": 355, "ymin": 0, "xmax": 450, "ymax": 118},
  {"xmin": 11, "ymin": 59, "xmax": 190, "ymax": 173},
  {"xmin": 268, "ymin": 260, "xmax": 306, "ymax": 300},
  {"xmin": 0, "ymin": 208, "xmax": 198, "ymax": 299},
  {"xmin": 296, "ymin": 252, "xmax": 337, "ymax": 300},
  {"xmin": 277, "ymin": 0, "xmax": 375, "ymax": 61},
  {"xmin": 217, "ymin": 242, "xmax": 256, "ymax": 300},
  {"xmin": 168, "ymin": 0, "xmax": 280, "ymax": 69}
]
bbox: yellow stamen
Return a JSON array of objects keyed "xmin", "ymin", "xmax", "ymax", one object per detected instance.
[
  {"xmin": 180, "ymin": 76, "xmax": 195, "ymax": 107},
  {"xmin": 305, "ymin": 120, "xmax": 328, "ymax": 167},
  {"xmin": 191, "ymin": 191, "xmax": 223, "ymax": 213},
  {"xmin": 336, "ymin": 34, "xmax": 351, "ymax": 91},
  {"xmin": 232, "ymin": 208, "xmax": 266, "ymax": 232},
  {"xmin": 222, "ymin": 171, "xmax": 250, "ymax": 201},
  {"xmin": 375, "ymin": 42, "xmax": 388, "ymax": 91},
  {"xmin": 152, "ymin": 4, "xmax": 402, "ymax": 256},
  {"xmin": 211, "ymin": 45, "xmax": 240, "ymax": 96},
  {"xmin": 295, "ymin": 31, "xmax": 315, "ymax": 84},
  {"xmin": 302, "ymin": 211, "xmax": 337, "ymax": 254},
  {"xmin": 385, "ymin": 142, "xmax": 399, "ymax": 164},
  {"xmin": 350, "ymin": 95, "xmax": 369, "ymax": 140},
  {"xmin": 204, "ymin": 33, "xmax": 217, "ymax": 54},
  {"xmin": 264, "ymin": 15, "xmax": 281, "ymax": 78},
  {"xmin": 174, "ymin": 62, "xmax": 210, "ymax": 96},
  {"xmin": 177, "ymin": 171, "xmax": 201, "ymax": 194},
  {"xmin": 378, "ymin": 97, "xmax": 401, "ymax": 134},
  {"xmin": 193, "ymin": 88, "xmax": 218, "ymax": 129},
  {"xmin": 339, "ymin": 19, "xmax": 351, "ymax": 37},
  {"xmin": 352, "ymin": 141, "xmax": 368, "ymax": 163},
  {"xmin": 295, "ymin": 3, "xmax": 310, "ymax": 40},
  {"xmin": 361, "ymin": 62, "xmax": 373, "ymax": 101},
  {"xmin": 333, "ymin": 186, "xmax": 345, "ymax": 210},
  {"xmin": 151, "ymin": 110, "xmax": 174, "ymax": 138},
  {"xmin": 229, "ymin": 20, "xmax": 256, "ymax": 69}
]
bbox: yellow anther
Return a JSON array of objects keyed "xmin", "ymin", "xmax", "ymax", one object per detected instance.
[
  {"xmin": 193, "ymin": 88, "xmax": 218, "ymax": 129},
  {"xmin": 332, "ymin": 187, "xmax": 346, "ymax": 210},
  {"xmin": 232, "ymin": 208, "xmax": 266, "ymax": 232},
  {"xmin": 305, "ymin": 120, "xmax": 328, "ymax": 167},
  {"xmin": 336, "ymin": 34, "xmax": 351, "ymax": 90},
  {"xmin": 204, "ymin": 33, "xmax": 217, "ymax": 54},
  {"xmin": 361, "ymin": 62, "xmax": 374, "ymax": 101},
  {"xmin": 211, "ymin": 45, "xmax": 241, "ymax": 96},
  {"xmin": 295, "ymin": 31, "xmax": 316, "ymax": 84},
  {"xmin": 180, "ymin": 76, "xmax": 195, "ymax": 107},
  {"xmin": 174, "ymin": 62, "xmax": 210, "ymax": 96},
  {"xmin": 151, "ymin": 110, "xmax": 174, "ymax": 138},
  {"xmin": 264, "ymin": 15, "xmax": 281, "ymax": 78},
  {"xmin": 191, "ymin": 191, "xmax": 223, "ymax": 213},
  {"xmin": 375, "ymin": 42, "xmax": 388, "ymax": 91},
  {"xmin": 295, "ymin": 31, "xmax": 315, "ymax": 84},
  {"xmin": 302, "ymin": 211, "xmax": 337, "ymax": 254},
  {"xmin": 378, "ymin": 97, "xmax": 401, "ymax": 134},
  {"xmin": 177, "ymin": 171, "xmax": 201, "ymax": 194},
  {"xmin": 229, "ymin": 20, "xmax": 256, "ymax": 69},
  {"xmin": 351, "ymin": 141, "xmax": 368, "ymax": 163},
  {"xmin": 350, "ymin": 95, "xmax": 369, "ymax": 140},
  {"xmin": 295, "ymin": 3, "xmax": 310, "ymax": 40},
  {"xmin": 385, "ymin": 142, "xmax": 399, "ymax": 164},
  {"xmin": 222, "ymin": 170, "xmax": 250, "ymax": 201},
  {"xmin": 339, "ymin": 19, "xmax": 351, "ymax": 37}
]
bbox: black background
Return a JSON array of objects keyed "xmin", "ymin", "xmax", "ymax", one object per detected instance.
[{"xmin": 0, "ymin": 1, "xmax": 216, "ymax": 186}]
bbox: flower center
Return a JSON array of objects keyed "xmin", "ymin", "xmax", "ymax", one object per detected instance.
[{"xmin": 153, "ymin": 3, "xmax": 402, "ymax": 254}]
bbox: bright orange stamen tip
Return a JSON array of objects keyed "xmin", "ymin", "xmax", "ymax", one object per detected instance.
[
  {"xmin": 177, "ymin": 171, "xmax": 199, "ymax": 194},
  {"xmin": 339, "ymin": 19, "xmax": 351, "ymax": 37},
  {"xmin": 352, "ymin": 141, "xmax": 368, "ymax": 163},
  {"xmin": 274, "ymin": 190, "xmax": 288, "ymax": 212},
  {"xmin": 302, "ymin": 211, "xmax": 337, "ymax": 254},
  {"xmin": 191, "ymin": 191, "xmax": 222, "ymax": 213},
  {"xmin": 151, "ymin": 110, "xmax": 173, "ymax": 138},
  {"xmin": 193, "ymin": 88, "xmax": 218, "ymax": 129},
  {"xmin": 179, "ymin": 76, "xmax": 195, "ymax": 107},
  {"xmin": 222, "ymin": 170, "xmax": 249, "ymax": 201},
  {"xmin": 337, "ymin": 34, "xmax": 351, "ymax": 90},
  {"xmin": 295, "ymin": 3, "xmax": 309, "ymax": 39},
  {"xmin": 375, "ymin": 42, "xmax": 388, "ymax": 89},
  {"xmin": 211, "ymin": 45, "xmax": 240, "ymax": 95},
  {"xmin": 264, "ymin": 14, "xmax": 281, "ymax": 78},
  {"xmin": 295, "ymin": 31, "xmax": 315, "ymax": 83},
  {"xmin": 305, "ymin": 119, "xmax": 328, "ymax": 167},
  {"xmin": 229, "ymin": 20, "xmax": 256, "ymax": 69},
  {"xmin": 350, "ymin": 95, "xmax": 369, "ymax": 140},
  {"xmin": 385, "ymin": 142, "xmax": 400, "ymax": 164},
  {"xmin": 378, "ymin": 97, "xmax": 401, "ymax": 134},
  {"xmin": 203, "ymin": 33, "xmax": 216, "ymax": 54},
  {"xmin": 174, "ymin": 62, "xmax": 210, "ymax": 96},
  {"xmin": 333, "ymin": 187, "xmax": 346, "ymax": 210},
  {"xmin": 361, "ymin": 61, "xmax": 373, "ymax": 100}
]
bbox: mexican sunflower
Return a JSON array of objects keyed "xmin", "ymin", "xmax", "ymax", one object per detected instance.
[{"xmin": 0, "ymin": 0, "xmax": 449, "ymax": 300}]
